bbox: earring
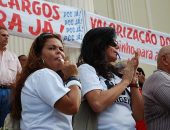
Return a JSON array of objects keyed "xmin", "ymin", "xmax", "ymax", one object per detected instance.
[{"xmin": 42, "ymin": 58, "xmax": 45, "ymax": 64}]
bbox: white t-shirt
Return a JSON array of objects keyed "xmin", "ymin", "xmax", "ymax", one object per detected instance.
[
  {"xmin": 78, "ymin": 64, "xmax": 136, "ymax": 130},
  {"xmin": 0, "ymin": 50, "xmax": 21, "ymax": 85},
  {"xmin": 20, "ymin": 68, "xmax": 72, "ymax": 130}
]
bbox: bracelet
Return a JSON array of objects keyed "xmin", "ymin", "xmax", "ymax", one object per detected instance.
[
  {"xmin": 66, "ymin": 80, "xmax": 82, "ymax": 89},
  {"xmin": 130, "ymin": 83, "xmax": 139, "ymax": 88},
  {"xmin": 65, "ymin": 76, "xmax": 79, "ymax": 84}
]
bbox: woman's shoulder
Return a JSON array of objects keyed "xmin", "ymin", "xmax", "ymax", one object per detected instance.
[
  {"xmin": 33, "ymin": 68, "xmax": 55, "ymax": 75},
  {"xmin": 29, "ymin": 68, "xmax": 59, "ymax": 80},
  {"xmin": 78, "ymin": 63, "xmax": 95, "ymax": 71}
]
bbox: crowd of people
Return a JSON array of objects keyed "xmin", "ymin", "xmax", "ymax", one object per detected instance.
[{"xmin": 0, "ymin": 26, "xmax": 170, "ymax": 130}]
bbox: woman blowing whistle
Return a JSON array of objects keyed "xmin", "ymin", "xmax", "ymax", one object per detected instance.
[{"xmin": 11, "ymin": 32, "xmax": 81, "ymax": 130}]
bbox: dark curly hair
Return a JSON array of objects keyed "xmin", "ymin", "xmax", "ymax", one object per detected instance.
[
  {"xmin": 77, "ymin": 27, "xmax": 118, "ymax": 79},
  {"xmin": 11, "ymin": 32, "xmax": 62, "ymax": 119}
]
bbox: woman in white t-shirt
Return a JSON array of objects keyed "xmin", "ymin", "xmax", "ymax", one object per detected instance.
[
  {"xmin": 74, "ymin": 27, "xmax": 144, "ymax": 130},
  {"xmin": 11, "ymin": 33, "xmax": 81, "ymax": 130}
]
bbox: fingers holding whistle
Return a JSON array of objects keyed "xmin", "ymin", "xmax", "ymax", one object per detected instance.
[{"xmin": 61, "ymin": 58, "xmax": 78, "ymax": 81}]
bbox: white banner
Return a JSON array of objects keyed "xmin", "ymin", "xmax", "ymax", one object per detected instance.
[
  {"xmin": 1, "ymin": 0, "xmax": 170, "ymax": 65},
  {"xmin": 85, "ymin": 12, "xmax": 170, "ymax": 65},
  {"xmin": 0, "ymin": 0, "xmax": 85, "ymax": 47}
]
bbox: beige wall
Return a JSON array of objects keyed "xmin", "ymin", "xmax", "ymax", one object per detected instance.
[
  {"xmin": 93, "ymin": 0, "xmax": 170, "ymax": 33},
  {"xmin": 93, "ymin": 0, "xmax": 170, "ymax": 77},
  {"xmin": 150, "ymin": 0, "xmax": 170, "ymax": 33},
  {"xmin": 133, "ymin": 0, "xmax": 149, "ymax": 28}
]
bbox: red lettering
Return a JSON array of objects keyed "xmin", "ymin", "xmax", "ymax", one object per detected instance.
[
  {"xmin": 8, "ymin": 13, "xmax": 22, "ymax": 32},
  {"xmin": 29, "ymin": 19, "xmax": 41, "ymax": 35},
  {"xmin": 127, "ymin": 27, "xmax": 133, "ymax": 39},
  {"xmin": 60, "ymin": 24, "xmax": 64, "ymax": 33},
  {"xmin": 97, "ymin": 19, "xmax": 102, "ymax": 27},
  {"xmin": 131, "ymin": 46, "xmax": 135, "ymax": 54},
  {"xmin": 116, "ymin": 24, "xmax": 123, "ymax": 38},
  {"xmin": 119, "ymin": 42, "xmax": 135, "ymax": 54},
  {"xmin": 151, "ymin": 34, "xmax": 157, "ymax": 45},
  {"xmin": 42, "ymin": 21, "xmax": 53, "ymax": 33},
  {"xmin": 52, "ymin": 5, "xmax": 60, "ymax": 20},
  {"xmin": 90, "ymin": 17, "xmax": 97, "ymax": 28},
  {"xmin": 123, "ymin": 26, "xmax": 126, "ymax": 38},
  {"xmin": 133, "ymin": 29, "xmax": 139, "ymax": 41},
  {"xmin": 0, "ymin": 10, "xmax": 6, "ymax": 27},
  {"xmin": 140, "ymin": 49, "xmax": 153, "ymax": 59},
  {"xmin": 137, "ymin": 48, "xmax": 141, "ymax": 55},
  {"xmin": 154, "ymin": 52, "xmax": 158, "ymax": 61},
  {"xmin": 0, "ymin": 0, "xmax": 7, "ymax": 7},
  {"xmin": 145, "ymin": 31, "xmax": 151, "ymax": 43},
  {"xmin": 109, "ymin": 23, "xmax": 115, "ymax": 28},
  {"xmin": 160, "ymin": 36, "xmax": 165, "ymax": 46},
  {"xmin": 32, "ymin": 1, "xmax": 41, "ymax": 15},
  {"xmin": 42, "ymin": 3, "xmax": 52, "ymax": 18},
  {"xmin": 57, "ymin": 24, "xmax": 65, "ymax": 39},
  {"xmin": 103, "ymin": 21, "xmax": 107, "ymax": 27},
  {"xmin": 166, "ymin": 37, "xmax": 170, "ymax": 46},
  {"xmin": 139, "ymin": 31, "xmax": 145, "ymax": 43},
  {"xmin": 22, "ymin": 0, "xmax": 32, "ymax": 14},
  {"xmin": 160, "ymin": 36, "xmax": 170, "ymax": 46},
  {"xmin": 120, "ymin": 43, "xmax": 153, "ymax": 60},
  {"xmin": 8, "ymin": 0, "xmax": 20, "ymax": 10}
]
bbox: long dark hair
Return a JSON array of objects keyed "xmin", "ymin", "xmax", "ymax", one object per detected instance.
[
  {"xmin": 11, "ymin": 33, "xmax": 62, "ymax": 119},
  {"xmin": 77, "ymin": 27, "xmax": 118, "ymax": 79},
  {"xmin": 0, "ymin": 26, "xmax": 7, "ymax": 31}
]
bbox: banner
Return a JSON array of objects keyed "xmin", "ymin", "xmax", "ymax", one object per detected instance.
[
  {"xmin": 1, "ymin": 0, "xmax": 170, "ymax": 65},
  {"xmin": 0, "ymin": 0, "xmax": 85, "ymax": 47},
  {"xmin": 85, "ymin": 12, "xmax": 170, "ymax": 65}
]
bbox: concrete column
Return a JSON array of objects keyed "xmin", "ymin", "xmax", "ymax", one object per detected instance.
[
  {"xmin": 113, "ymin": 0, "xmax": 134, "ymax": 24},
  {"xmin": 46, "ymin": 0, "xmax": 94, "ymax": 12}
]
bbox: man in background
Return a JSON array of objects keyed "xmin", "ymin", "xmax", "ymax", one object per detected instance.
[
  {"xmin": 0, "ymin": 26, "xmax": 21, "ymax": 127},
  {"xmin": 143, "ymin": 45, "xmax": 170, "ymax": 130},
  {"xmin": 18, "ymin": 54, "xmax": 28, "ymax": 68},
  {"xmin": 136, "ymin": 67, "xmax": 145, "ymax": 92}
]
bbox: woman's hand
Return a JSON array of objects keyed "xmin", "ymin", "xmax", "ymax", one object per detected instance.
[
  {"xmin": 61, "ymin": 61, "xmax": 78, "ymax": 81},
  {"xmin": 131, "ymin": 51, "xmax": 139, "ymax": 70},
  {"xmin": 122, "ymin": 51, "xmax": 139, "ymax": 84}
]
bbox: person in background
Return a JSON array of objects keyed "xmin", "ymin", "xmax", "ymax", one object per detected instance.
[
  {"xmin": 0, "ymin": 26, "xmax": 22, "ymax": 128},
  {"xmin": 114, "ymin": 61, "xmax": 147, "ymax": 130},
  {"xmin": 18, "ymin": 55, "xmax": 28, "ymax": 68},
  {"xmin": 74, "ymin": 27, "xmax": 144, "ymax": 130},
  {"xmin": 136, "ymin": 67, "xmax": 145, "ymax": 91},
  {"xmin": 136, "ymin": 67, "xmax": 147, "ymax": 130},
  {"xmin": 11, "ymin": 32, "xmax": 81, "ymax": 130},
  {"xmin": 143, "ymin": 45, "xmax": 170, "ymax": 130}
]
